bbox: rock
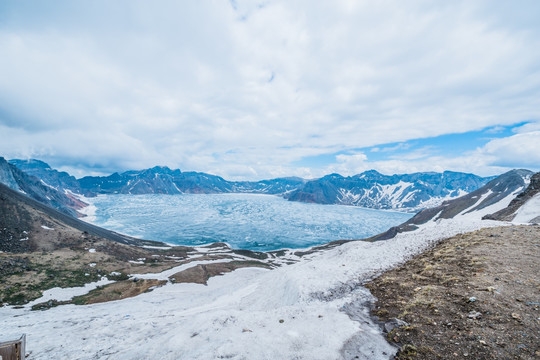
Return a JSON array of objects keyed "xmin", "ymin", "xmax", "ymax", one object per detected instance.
[
  {"xmin": 468, "ymin": 297, "xmax": 476, "ymax": 303},
  {"xmin": 383, "ymin": 318, "xmax": 409, "ymax": 333},
  {"xmin": 468, "ymin": 311, "xmax": 482, "ymax": 319}
]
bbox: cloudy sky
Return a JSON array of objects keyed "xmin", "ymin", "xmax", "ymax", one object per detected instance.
[{"xmin": 1, "ymin": 0, "xmax": 539, "ymax": 180}]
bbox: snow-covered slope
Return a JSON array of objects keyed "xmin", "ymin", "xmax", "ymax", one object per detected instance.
[
  {"xmin": 513, "ymin": 193, "xmax": 540, "ymax": 223},
  {"xmin": 1, "ymin": 188, "xmax": 519, "ymax": 359}
]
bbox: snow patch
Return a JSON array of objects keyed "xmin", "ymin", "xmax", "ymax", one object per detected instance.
[
  {"xmin": 25, "ymin": 277, "xmax": 113, "ymax": 308},
  {"xmin": 513, "ymin": 193, "xmax": 540, "ymax": 223}
]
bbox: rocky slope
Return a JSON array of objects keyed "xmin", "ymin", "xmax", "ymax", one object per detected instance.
[
  {"xmin": 483, "ymin": 171, "xmax": 540, "ymax": 223},
  {"xmin": 0, "ymin": 157, "xmax": 86, "ymax": 217},
  {"xmin": 285, "ymin": 170, "xmax": 494, "ymax": 211},
  {"xmin": 372, "ymin": 169, "xmax": 533, "ymax": 240},
  {"xmin": 0, "ymin": 182, "xmax": 165, "ymax": 252}
]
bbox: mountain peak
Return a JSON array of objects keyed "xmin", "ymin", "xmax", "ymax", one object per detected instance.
[
  {"xmin": 355, "ymin": 170, "xmax": 384, "ymax": 179},
  {"xmin": 9, "ymin": 158, "xmax": 52, "ymax": 170}
]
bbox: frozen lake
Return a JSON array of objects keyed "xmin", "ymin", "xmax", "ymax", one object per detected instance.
[{"xmin": 82, "ymin": 193, "xmax": 412, "ymax": 251}]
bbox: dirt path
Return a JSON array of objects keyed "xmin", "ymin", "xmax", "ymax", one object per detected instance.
[{"xmin": 366, "ymin": 225, "xmax": 540, "ymax": 359}]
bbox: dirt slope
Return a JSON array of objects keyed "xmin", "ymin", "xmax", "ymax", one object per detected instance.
[{"xmin": 367, "ymin": 225, "xmax": 540, "ymax": 359}]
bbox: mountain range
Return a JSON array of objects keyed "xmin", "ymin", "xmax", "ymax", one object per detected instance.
[
  {"xmin": 284, "ymin": 170, "xmax": 495, "ymax": 211},
  {"xmin": 0, "ymin": 157, "xmax": 527, "ymax": 217}
]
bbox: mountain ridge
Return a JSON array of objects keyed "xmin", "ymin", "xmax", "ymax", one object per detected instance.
[
  {"xmin": 285, "ymin": 170, "xmax": 496, "ymax": 211},
  {"xmin": 371, "ymin": 169, "xmax": 534, "ymax": 240},
  {"xmin": 5, "ymin": 157, "xmax": 516, "ymax": 214}
]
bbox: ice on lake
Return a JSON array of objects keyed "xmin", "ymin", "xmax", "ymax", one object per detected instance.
[{"xmin": 83, "ymin": 193, "xmax": 412, "ymax": 251}]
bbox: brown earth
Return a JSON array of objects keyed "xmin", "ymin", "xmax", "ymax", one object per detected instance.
[{"xmin": 366, "ymin": 225, "xmax": 540, "ymax": 359}]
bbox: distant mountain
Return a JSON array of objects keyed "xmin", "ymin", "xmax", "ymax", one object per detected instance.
[
  {"xmin": 78, "ymin": 166, "xmax": 233, "ymax": 195},
  {"xmin": 231, "ymin": 177, "xmax": 306, "ymax": 194},
  {"xmin": 9, "ymin": 160, "xmax": 305, "ymax": 197},
  {"xmin": 285, "ymin": 170, "xmax": 494, "ymax": 211},
  {"xmin": 8, "ymin": 158, "xmax": 521, "ymax": 214},
  {"xmin": 0, "ymin": 157, "xmax": 86, "ymax": 217},
  {"xmin": 372, "ymin": 169, "xmax": 534, "ymax": 240}
]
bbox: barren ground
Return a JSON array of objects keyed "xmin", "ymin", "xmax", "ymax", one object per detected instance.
[{"xmin": 366, "ymin": 225, "xmax": 540, "ymax": 359}]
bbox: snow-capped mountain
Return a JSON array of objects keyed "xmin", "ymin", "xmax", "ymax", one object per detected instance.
[
  {"xmin": 8, "ymin": 160, "xmax": 306, "ymax": 197},
  {"xmin": 78, "ymin": 166, "xmax": 232, "ymax": 195},
  {"xmin": 372, "ymin": 169, "xmax": 534, "ymax": 240},
  {"xmin": 77, "ymin": 167, "xmax": 305, "ymax": 195},
  {"xmin": 5, "ymin": 158, "xmax": 516, "ymax": 214},
  {"xmin": 285, "ymin": 170, "xmax": 494, "ymax": 211}
]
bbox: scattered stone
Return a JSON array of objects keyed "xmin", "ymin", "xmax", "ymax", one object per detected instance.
[
  {"xmin": 398, "ymin": 344, "xmax": 417, "ymax": 357},
  {"xmin": 511, "ymin": 313, "xmax": 522, "ymax": 321},
  {"xmin": 279, "ymin": 319, "xmax": 284, "ymax": 323},
  {"xmin": 468, "ymin": 311, "xmax": 482, "ymax": 320},
  {"xmin": 383, "ymin": 318, "xmax": 409, "ymax": 333},
  {"xmin": 479, "ymin": 340, "xmax": 488, "ymax": 346},
  {"xmin": 242, "ymin": 328, "xmax": 252, "ymax": 333},
  {"xmin": 468, "ymin": 297, "xmax": 476, "ymax": 303}
]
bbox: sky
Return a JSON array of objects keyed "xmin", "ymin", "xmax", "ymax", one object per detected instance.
[{"xmin": 0, "ymin": 0, "xmax": 539, "ymax": 180}]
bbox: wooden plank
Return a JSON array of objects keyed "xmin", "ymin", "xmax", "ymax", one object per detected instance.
[{"xmin": 0, "ymin": 334, "xmax": 26, "ymax": 360}]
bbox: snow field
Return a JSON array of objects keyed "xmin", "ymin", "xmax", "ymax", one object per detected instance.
[{"xmin": 2, "ymin": 190, "xmax": 534, "ymax": 359}]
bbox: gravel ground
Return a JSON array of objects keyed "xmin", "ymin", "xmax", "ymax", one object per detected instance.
[{"xmin": 367, "ymin": 225, "xmax": 540, "ymax": 359}]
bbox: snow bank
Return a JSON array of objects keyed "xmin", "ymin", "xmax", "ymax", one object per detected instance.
[
  {"xmin": 26, "ymin": 277, "xmax": 113, "ymax": 308},
  {"xmin": 1, "ymin": 202, "xmax": 510, "ymax": 359},
  {"xmin": 513, "ymin": 193, "xmax": 540, "ymax": 223}
]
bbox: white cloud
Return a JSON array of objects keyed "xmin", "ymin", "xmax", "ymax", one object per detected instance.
[
  {"xmin": 477, "ymin": 131, "xmax": 540, "ymax": 168},
  {"xmin": 0, "ymin": 1, "xmax": 539, "ymax": 179}
]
